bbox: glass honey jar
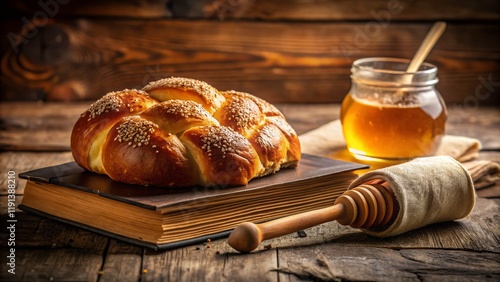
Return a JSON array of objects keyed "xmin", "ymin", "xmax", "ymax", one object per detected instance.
[{"xmin": 340, "ymin": 57, "xmax": 447, "ymax": 161}]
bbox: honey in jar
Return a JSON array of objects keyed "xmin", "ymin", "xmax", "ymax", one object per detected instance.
[{"xmin": 341, "ymin": 57, "xmax": 447, "ymax": 160}]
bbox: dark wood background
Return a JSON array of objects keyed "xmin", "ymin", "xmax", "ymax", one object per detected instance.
[{"xmin": 1, "ymin": 0, "xmax": 499, "ymax": 105}]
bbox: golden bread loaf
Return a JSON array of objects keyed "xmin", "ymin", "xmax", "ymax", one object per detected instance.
[{"xmin": 71, "ymin": 77, "xmax": 301, "ymax": 187}]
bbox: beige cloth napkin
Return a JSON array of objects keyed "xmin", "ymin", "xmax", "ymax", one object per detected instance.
[
  {"xmin": 299, "ymin": 119, "xmax": 500, "ymax": 191},
  {"xmin": 348, "ymin": 156, "xmax": 475, "ymax": 237},
  {"xmin": 462, "ymin": 160, "xmax": 500, "ymax": 189}
]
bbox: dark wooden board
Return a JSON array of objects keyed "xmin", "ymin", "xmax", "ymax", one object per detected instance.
[
  {"xmin": 1, "ymin": 20, "xmax": 499, "ymax": 104},
  {"xmin": 1, "ymin": 0, "xmax": 499, "ymax": 20},
  {"xmin": 0, "ymin": 0, "xmax": 171, "ymax": 18},
  {"xmin": 229, "ymin": 0, "xmax": 500, "ymax": 21}
]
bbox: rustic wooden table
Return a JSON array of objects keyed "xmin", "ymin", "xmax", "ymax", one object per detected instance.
[{"xmin": 1, "ymin": 102, "xmax": 499, "ymax": 281}]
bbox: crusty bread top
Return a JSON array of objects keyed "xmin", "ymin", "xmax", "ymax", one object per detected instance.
[{"xmin": 71, "ymin": 77, "xmax": 301, "ymax": 187}]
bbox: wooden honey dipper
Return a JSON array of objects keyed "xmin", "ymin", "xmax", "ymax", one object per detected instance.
[
  {"xmin": 228, "ymin": 156, "xmax": 476, "ymax": 253},
  {"xmin": 228, "ymin": 180, "xmax": 399, "ymax": 253}
]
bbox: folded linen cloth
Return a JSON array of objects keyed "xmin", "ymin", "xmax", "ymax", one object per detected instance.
[
  {"xmin": 462, "ymin": 160, "xmax": 500, "ymax": 190},
  {"xmin": 348, "ymin": 156, "xmax": 475, "ymax": 237},
  {"xmin": 299, "ymin": 119, "xmax": 500, "ymax": 191}
]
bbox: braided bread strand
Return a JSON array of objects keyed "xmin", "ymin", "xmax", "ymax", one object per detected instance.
[{"xmin": 71, "ymin": 77, "xmax": 301, "ymax": 187}]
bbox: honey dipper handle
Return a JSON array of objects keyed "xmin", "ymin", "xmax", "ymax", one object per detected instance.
[{"xmin": 228, "ymin": 204, "xmax": 344, "ymax": 253}]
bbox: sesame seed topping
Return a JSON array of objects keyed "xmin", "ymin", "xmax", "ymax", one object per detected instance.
[
  {"xmin": 155, "ymin": 100, "xmax": 212, "ymax": 120},
  {"xmin": 223, "ymin": 90, "xmax": 283, "ymax": 117},
  {"xmin": 83, "ymin": 89, "xmax": 149, "ymax": 120},
  {"xmin": 272, "ymin": 117, "xmax": 296, "ymax": 136},
  {"xmin": 200, "ymin": 126, "xmax": 242, "ymax": 158},
  {"xmin": 84, "ymin": 92, "xmax": 123, "ymax": 120},
  {"xmin": 223, "ymin": 96, "xmax": 260, "ymax": 130},
  {"xmin": 142, "ymin": 77, "xmax": 221, "ymax": 103},
  {"xmin": 256, "ymin": 125, "xmax": 276, "ymax": 148},
  {"xmin": 114, "ymin": 116, "xmax": 158, "ymax": 148}
]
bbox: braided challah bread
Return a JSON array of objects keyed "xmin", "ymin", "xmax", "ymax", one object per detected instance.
[{"xmin": 71, "ymin": 77, "xmax": 301, "ymax": 187}]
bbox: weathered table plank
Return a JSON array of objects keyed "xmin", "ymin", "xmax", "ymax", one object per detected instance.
[
  {"xmin": 1, "ymin": 197, "xmax": 498, "ymax": 281},
  {"xmin": 0, "ymin": 102, "xmax": 90, "ymax": 151},
  {"xmin": 141, "ymin": 239, "xmax": 228, "ymax": 281},
  {"xmin": 0, "ymin": 102, "xmax": 499, "ymax": 281},
  {"xmin": 276, "ymin": 246, "xmax": 500, "ymax": 281},
  {"xmin": 0, "ymin": 151, "xmax": 74, "ymax": 194},
  {"xmin": 98, "ymin": 240, "xmax": 144, "ymax": 282},
  {"xmin": 1, "ymin": 102, "xmax": 499, "ymax": 151},
  {"xmin": 0, "ymin": 213, "xmax": 108, "ymax": 281},
  {"xmin": 222, "ymin": 244, "xmax": 278, "ymax": 282},
  {"xmin": 1, "ymin": 248, "xmax": 103, "ymax": 281}
]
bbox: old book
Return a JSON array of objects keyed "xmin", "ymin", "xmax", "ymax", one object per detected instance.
[{"xmin": 19, "ymin": 154, "xmax": 366, "ymax": 250}]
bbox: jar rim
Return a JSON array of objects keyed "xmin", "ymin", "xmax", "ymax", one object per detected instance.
[
  {"xmin": 353, "ymin": 57, "xmax": 438, "ymax": 75},
  {"xmin": 351, "ymin": 57, "xmax": 439, "ymax": 87}
]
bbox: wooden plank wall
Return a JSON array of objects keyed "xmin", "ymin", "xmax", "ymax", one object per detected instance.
[{"xmin": 1, "ymin": 0, "xmax": 499, "ymax": 105}]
